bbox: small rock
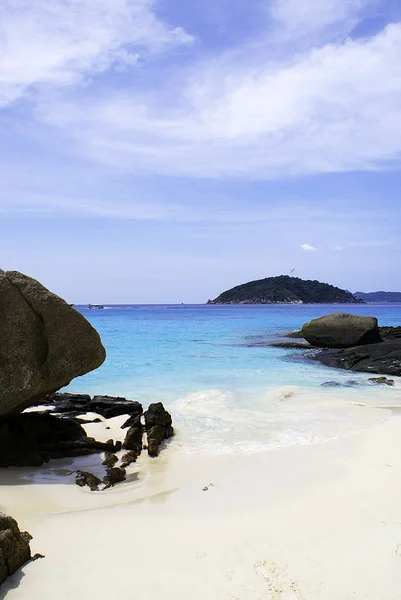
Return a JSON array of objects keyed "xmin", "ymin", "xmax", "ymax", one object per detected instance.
[
  {"xmin": 122, "ymin": 417, "xmax": 143, "ymax": 454},
  {"xmin": 368, "ymin": 376, "xmax": 394, "ymax": 386},
  {"xmin": 75, "ymin": 470, "xmax": 102, "ymax": 491},
  {"xmin": 103, "ymin": 467, "xmax": 126, "ymax": 489},
  {"xmin": 102, "ymin": 453, "xmax": 118, "ymax": 468},
  {"xmin": 120, "ymin": 450, "xmax": 137, "ymax": 468},
  {"xmin": 144, "ymin": 403, "xmax": 174, "ymax": 457}
]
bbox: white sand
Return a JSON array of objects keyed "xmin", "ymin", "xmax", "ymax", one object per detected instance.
[{"xmin": 1, "ymin": 410, "xmax": 401, "ymax": 599}]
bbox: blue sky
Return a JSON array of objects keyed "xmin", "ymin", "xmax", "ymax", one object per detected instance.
[{"xmin": 1, "ymin": 0, "xmax": 401, "ymax": 303}]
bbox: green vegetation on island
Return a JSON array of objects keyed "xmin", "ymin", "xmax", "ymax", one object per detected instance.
[{"xmin": 208, "ymin": 275, "xmax": 364, "ymax": 305}]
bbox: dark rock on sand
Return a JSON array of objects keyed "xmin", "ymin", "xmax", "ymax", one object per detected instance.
[
  {"xmin": 121, "ymin": 410, "xmax": 144, "ymax": 429},
  {"xmin": 0, "ymin": 514, "xmax": 32, "ymax": 585},
  {"xmin": 38, "ymin": 393, "xmax": 92, "ymax": 415},
  {"xmin": 144, "ymin": 403, "xmax": 174, "ymax": 457},
  {"xmin": 122, "ymin": 415, "xmax": 143, "ymax": 455},
  {"xmin": 312, "ymin": 339, "xmax": 401, "ymax": 377},
  {"xmin": 103, "ymin": 467, "xmax": 126, "ymax": 489},
  {"xmin": 120, "ymin": 450, "xmax": 137, "ymax": 468},
  {"xmin": 102, "ymin": 453, "xmax": 119, "ymax": 468},
  {"xmin": 40, "ymin": 392, "xmax": 142, "ymax": 420},
  {"xmin": 0, "ymin": 269, "xmax": 105, "ymax": 419},
  {"xmin": 302, "ymin": 313, "xmax": 381, "ymax": 349},
  {"xmin": 90, "ymin": 396, "xmax": 143, "ymax": 419},
  {"xmin": 75, "ymin": 470, "xmax": 102, "ymax": 491},
  {"xmin": 0, "ymin": 413, "xmax": 120, "ymax": 467}
]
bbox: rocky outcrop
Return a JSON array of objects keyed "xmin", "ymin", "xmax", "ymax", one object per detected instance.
[
  {"xmin": 144, "ymin": 403, "xmax": 174, "ymax": 457},
  {"xmin": 122, "ymin": 415, "xmax": 143, "ymax": 455},
  {"xmin": 90, "ymin": 396, "xmax": 142, "ymax": 419},
  {"xmin": 0, "ymin": 413, "xmax": 120, "ymax": 467},
  {"xmin": 312, "ymin": 339, "xmax": 401, "ymax": 377},
  {"xmin": 39, "ymin": 393, "xmax": 143, "ymax": 420},
  {"xmin": 0, "ymin": 270, "xmax": 106, "ymax": 419},
  {"xmin": 0, "ymin": 514, "xmax": 32, "ymax": 585},
  {"xmin": 302, "ymin": 313, "xmax": 381, "ymax": 348}
]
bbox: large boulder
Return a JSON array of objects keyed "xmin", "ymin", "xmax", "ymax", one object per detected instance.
[
  {"xmin": 0, "ymin": 269, "xmax": 106, "ymax": 418},
  {"xmin": 0, "ymin": 514, "xmax": 32, "ymax": 585},
  {"xmin": 301, "ymin": 313, "xmax": 381, "ymax": 348}
]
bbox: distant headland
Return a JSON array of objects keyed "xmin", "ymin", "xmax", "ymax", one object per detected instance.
[
  {"xmin": 207, "ymin": 275, "xmax": 364, "ymax": 305},
  {"xmin": 354, "ymin": 291, "xmax": 401, "ymax": 303}
]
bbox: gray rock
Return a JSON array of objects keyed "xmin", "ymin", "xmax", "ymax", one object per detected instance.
[
  {"xmin": 0, "ymin": 269, "xmax": 106, "ymax": 418},
  {"xmin": 0, "ymin": 514, "xmax": 32, "ymax": 585},
  {"xmin": 302, "ymin": 313, "xmax": 381, "ymax": 348}
]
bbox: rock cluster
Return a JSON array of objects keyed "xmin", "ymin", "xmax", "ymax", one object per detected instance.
[
  {"xmin": 39, "ymin": 393, "xmax": 143, "ymax": 419},
  {"xmin": 0, "ymin": 514, "xmax": 32, "ymax": 585},
  {"xmin": 73, "ymin": 401, "xmax": 174, "ymax": 491},
  {"xmin": 298, "ymin": 313, "xmax": 401, "ymax": 377}
]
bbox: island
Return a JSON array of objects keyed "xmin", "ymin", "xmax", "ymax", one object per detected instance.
[
  {"xmin": 208, "ymin": 275, "xmax": 364, "ymax": 304},
  {"xmin": 354, "ymin": 291, "xmax": 401, "ymax": 303}
]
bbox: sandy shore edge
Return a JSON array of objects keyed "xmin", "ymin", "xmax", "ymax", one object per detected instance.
[{"xmin": 1, "ymin": 409, "xmax": 401, "ymax": 599}]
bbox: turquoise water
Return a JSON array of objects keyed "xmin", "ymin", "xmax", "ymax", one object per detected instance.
[{"xmin": 66, "ymin": 304, "xmax": 401, "ymax": 454}]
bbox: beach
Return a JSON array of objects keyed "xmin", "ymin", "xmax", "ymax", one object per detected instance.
[{"xmin": 1, "ymin": 404, "xmax": 401, "ymax": 600}]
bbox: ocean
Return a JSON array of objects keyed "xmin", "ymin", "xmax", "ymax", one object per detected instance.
[{"xmin": 66, "ymin": 304, "xmax": 401, "ymax": 454}]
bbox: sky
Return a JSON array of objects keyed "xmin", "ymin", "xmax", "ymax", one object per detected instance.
[{"xmin": 1, "ymin": 0, "xmax": 401, "ymax": 303}]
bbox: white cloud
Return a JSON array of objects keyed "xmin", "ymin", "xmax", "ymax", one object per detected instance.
[
  {"xmin": 301, "ymin": 244, "xmax": 317, "ymax": 252},
  {"xmin": 270, "ymin": 0, "xmax": 370, "ymax": 36},
  {"xmin": 38, "ymin": 20, "xmax": 401, "ymax": 179},
  {"xmin": 2, "ymin": 0, "xmax": 401, "ymax": 182},
  {"xmin": 0, "ymin": 0, "xmax": 192, "ymax": 107},
  {"xmin": 334, "ymin": 245, "xmax": 344, "ymax": 251}
]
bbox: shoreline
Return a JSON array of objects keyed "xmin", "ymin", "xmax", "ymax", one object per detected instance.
[{"xmin": 1, "ymin": 407, "xmax": 401, "ymax": 599}]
